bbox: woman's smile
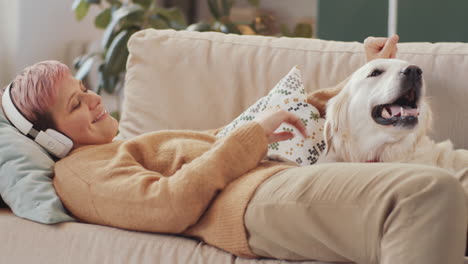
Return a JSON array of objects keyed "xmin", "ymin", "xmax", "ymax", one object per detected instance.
[{"xmin": 93, "ymin": 109, "xmax": 108, "ymax": 123}]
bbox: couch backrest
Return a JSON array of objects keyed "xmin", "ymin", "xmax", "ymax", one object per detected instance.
[{"xmin": 120, "ymin": 29, "xmax": 468, "ymax": 149}]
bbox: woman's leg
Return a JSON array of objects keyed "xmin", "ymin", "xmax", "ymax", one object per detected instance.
[{"xmin": 245, "ymin": 163, "xmax": 467, "ymax": 264}]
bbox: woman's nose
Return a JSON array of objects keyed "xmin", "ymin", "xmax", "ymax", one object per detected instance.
[{"xmin": 83, "ymin": 91, "xmax": 102, "ymax": 109}]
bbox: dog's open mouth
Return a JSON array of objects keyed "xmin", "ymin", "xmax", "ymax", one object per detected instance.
[{"xmin": 371, "ymin": 89, "xmax": 420, "ymax": 127}]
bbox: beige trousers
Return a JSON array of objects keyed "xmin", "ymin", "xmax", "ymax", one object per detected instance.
[{"xmin": 245, "ymin": 163, "xmax": 468, "ymax": 264}]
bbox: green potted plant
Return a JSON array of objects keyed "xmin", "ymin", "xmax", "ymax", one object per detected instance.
[
  {"xmin": 73, "ymin": 0, "xmax": 189, "ymax": 95},
  {"xmin": 73, "ymin": 0, "xmax": 313, "ymax": 97}
]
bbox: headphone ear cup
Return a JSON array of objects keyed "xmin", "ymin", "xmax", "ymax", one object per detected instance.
[
  {"xmin": 45, "ymin": 129, "xmax": 73, "ymax": 146},
  {"xmin": 3, "ymin": 82, "xmax": 73, "ymax": 158},
  {"xmin": 34, "ymin": 129, "xmax": 73, "ymax": 158}
]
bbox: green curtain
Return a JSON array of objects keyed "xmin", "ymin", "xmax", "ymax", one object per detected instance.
[{"xmin": 317, "ymin": 0, "xmax": 468, "ymax": 42}]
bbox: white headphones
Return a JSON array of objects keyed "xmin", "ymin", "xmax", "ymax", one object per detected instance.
[{"xmin": 2, "ymin": 82, "xmax": 73, "ymax": 158}]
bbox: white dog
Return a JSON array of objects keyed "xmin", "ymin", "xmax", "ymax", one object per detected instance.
[{"xmin": 319, "ymin": 58, "xmax": 468, "ymax": 173}]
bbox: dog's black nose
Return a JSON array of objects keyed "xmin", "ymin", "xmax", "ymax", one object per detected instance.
[
  {"xmin": 401, "ymin": 65, "xmax": 423, "ymax": 81},
  {"xmin": 400, "ymin": 65, "xmax": 422, "ymax": 104}
]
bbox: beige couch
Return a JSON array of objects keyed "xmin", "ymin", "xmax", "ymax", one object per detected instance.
[{"xmin": 1, "ymin": 29, "xmax": 468, "ymax": 263}]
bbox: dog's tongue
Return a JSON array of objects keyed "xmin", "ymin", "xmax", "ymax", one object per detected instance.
[{"xmin": 382, "ymin": 105, "xmax": 419, "ymax": 119}]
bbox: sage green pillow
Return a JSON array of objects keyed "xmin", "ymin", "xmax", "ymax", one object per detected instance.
[{"xmin": 0, "ymin": 108, "xmax": 74, "ymax": 223}]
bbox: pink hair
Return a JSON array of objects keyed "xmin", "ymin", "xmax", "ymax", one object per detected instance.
[{"xmin": 1, "ymin": 60, "xmax": 69, "ymax": 131}]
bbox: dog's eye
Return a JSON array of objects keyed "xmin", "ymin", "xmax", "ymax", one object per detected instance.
[{"xmin": 368, "ymin": 69, "xmax": 384, "ymax": 77}]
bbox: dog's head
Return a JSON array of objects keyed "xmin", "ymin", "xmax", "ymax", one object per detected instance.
[{"xmin": 324, "ymin": 59, "xmax": 432, "ymax": 161}]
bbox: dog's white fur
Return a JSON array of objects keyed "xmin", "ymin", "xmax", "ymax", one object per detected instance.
[{"xmin": 319, "ymin": 59, "xmax": 468, "ymax": 173}]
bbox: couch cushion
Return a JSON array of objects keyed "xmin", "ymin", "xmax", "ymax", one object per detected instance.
[
  {"xmin": 120, "ymin": 29, "xmax": 364, "ymax": 138},
  {"xmin": 0, "ymin": 208, "xmax": 341, "ymax": 264},
  {"xmin": 121, "ymin": 29, "xmax": 468, "ymax": 150}
]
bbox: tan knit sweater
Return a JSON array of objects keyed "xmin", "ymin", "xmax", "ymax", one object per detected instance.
[{"xmin": 53, "ymin": 122, "xmax": 293, "ymax": 258}]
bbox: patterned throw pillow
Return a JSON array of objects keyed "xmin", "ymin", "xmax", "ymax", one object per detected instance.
[{"xmin": 217, "ymin": 66, "xmax": 326, "ymax": 165}]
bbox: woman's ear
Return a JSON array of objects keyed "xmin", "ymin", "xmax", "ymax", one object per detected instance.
[{"xmin": 307, "ymin": 76, "xmax": 350, "ymax": 118}]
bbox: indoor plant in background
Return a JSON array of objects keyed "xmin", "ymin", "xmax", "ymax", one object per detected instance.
[
  {"xmin": 72, "ymin": 0, "xmax": 313, "ymax": 117},
  {"xmin": 72, "ymin": 0, "xmax": 189, "ymax": 96}
]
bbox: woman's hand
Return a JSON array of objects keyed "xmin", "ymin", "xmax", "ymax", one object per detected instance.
[
  {"xmin": 256, "ymin": 108, "xmax": 308, "ymax": 143},
  {"xmin": 364, "ymin": 34, "xmax": 399, "ymax": 62}
]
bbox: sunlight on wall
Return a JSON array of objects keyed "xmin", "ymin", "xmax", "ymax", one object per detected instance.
[
  {"xmin": 0, "ymin": 0, "xmax": 101, "ymax": 86},
  {"xmin": 0, "ymin": 0, "xmax": 19, "ymax": 87}
]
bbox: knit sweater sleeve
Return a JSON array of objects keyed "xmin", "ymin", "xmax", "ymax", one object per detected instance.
[{"xmin": 54, "ymin": 122, "xmax": 268, "ymax": 234}]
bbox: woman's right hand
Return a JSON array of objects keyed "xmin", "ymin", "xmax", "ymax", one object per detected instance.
[{"xmin": 255, "ymin": 108, "xmax": 308, "ymax": 143}]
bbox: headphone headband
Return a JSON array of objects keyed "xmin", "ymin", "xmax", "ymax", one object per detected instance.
[
  {"xmin": 2, "ymin": 83, "xmax": 35, "ymax": 136},
  {"xmin": 2, "ymin": 82, "xmax": 73, "ymax": 158}
]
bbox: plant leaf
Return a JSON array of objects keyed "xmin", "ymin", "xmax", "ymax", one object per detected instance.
[
  {"xmin": 186, "ymin": 22, "xmax": 212, "ymax": 32},
  {"xmin": 293, "ymin": 22, "xmax": 313, "ymax": 38},
  {"xmin": 247, "ymin": 0, "xmax": 259, "ymax": 8},
  {"xmin": 153, "ymin": 7, "xmax": 187, "ymax": 29},
  {"xmin": 280, "ymin": 24, "xmax": 292, "ymax": 37},
  {"xmin": 113, "ymin": 4, "xmax": 145, "ymax": 23},
  {"xmin": 98, "ymin": 64, "xmax": 118, "ymax": 94},
  {"xmin": 207, "ymin": 0, "xmax": 221, "ymax": 20},
  {"xmin": 72, "ymin": 0, "xmax": 90, "ymax": 21},
  {"xmin": 221, "ymin": 22, "xmax": 240, "ymax": 34},
  {"xmin": 104, "ymin": 75, "xmax": 119, "ymax": 94},
  {"xmin": 73, "ymin": 55, "xmax": 86, "ymax": 70},
  {"xmin": 95, "ymin": 8, "xmax": 112, "ymax": 29},
  {"xmin": 101, "ymin": 4, "xmax": 144, "ymax": 49},
  {"xmin": 110, "ymin": 110, "xmax": 121, "ymax": 121},
  {"xmin": 148, "ymin": 14, "xmax": 170, "ymax": 29},
  {"xmin": 73, "ymin": 52, "xmax": 96, "ymax": 69},
  {"xmin": 221, "ymin": 0, "xmax": 233, "ymax": 17},
  {"xmin": 132, "ymin": 0, "xmax": 152, "ymax": 10},
  {"xmin": 97, "ymin": 64, "xmax": 106, "ymax": 94},
  {"xmin": 101, "ymin": 23, "xmax": 119, "ymax": 50},
  {"xmin": 75, "ymin": 56, "xmax": 96, "ymax": 81},
  {"xmin": 102, "ymin": 27, "xmax": 138, "ymax": 93},
  {"xmin": 104, "ymin": 30, "xmax": 131, "ymax": 74},
  {"xmin": 105, "ymin": 0, "xmax": 121, "ymax": 4},
  {"xmin": 166, "ymin": 8, "xmax": 188, "ymax": 29},
  {"xmin": 213, "ymin": 21, "xmax": 239, "ymax": 34}
]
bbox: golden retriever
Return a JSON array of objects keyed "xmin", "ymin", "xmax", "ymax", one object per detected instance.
[{"xmin": 319, "ymin": 59, "xmax": 468, "ymax": 173}]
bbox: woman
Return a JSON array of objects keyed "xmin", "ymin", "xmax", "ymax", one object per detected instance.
[{"xmin": 3, "ymin": 35, "xmax": 467, "ymax": 264}]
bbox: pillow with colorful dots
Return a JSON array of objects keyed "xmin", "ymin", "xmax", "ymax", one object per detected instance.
[{"xmin": 216, "ymin": 66, "xmax": 326, "ymax": 165}]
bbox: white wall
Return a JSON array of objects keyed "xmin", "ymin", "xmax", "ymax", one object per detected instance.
[
  {"xmin": 0, "ymin": 0, "xmax": 102, "ymax": 87},
  {"xmin": 0, "ymin": 0, "xmax": 19, "ymax": 87}
]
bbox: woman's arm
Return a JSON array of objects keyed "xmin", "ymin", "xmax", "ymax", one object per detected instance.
[{"xmin": 55, "ymin": 110, "xmax": 305, "ymax": 234}]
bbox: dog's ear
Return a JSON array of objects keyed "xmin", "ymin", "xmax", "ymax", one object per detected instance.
[
  {"xmin": 307, "ymin": 76, "xmax": 350, "ymax": 118},
  {"xmin": 323, "ymin": 89, "xmax": 350, "ymax": 154}
]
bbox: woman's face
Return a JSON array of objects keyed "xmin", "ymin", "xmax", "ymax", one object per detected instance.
[{"xmin": 49, "ymin": 73, "xmax": 119, "ymax": 148}]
